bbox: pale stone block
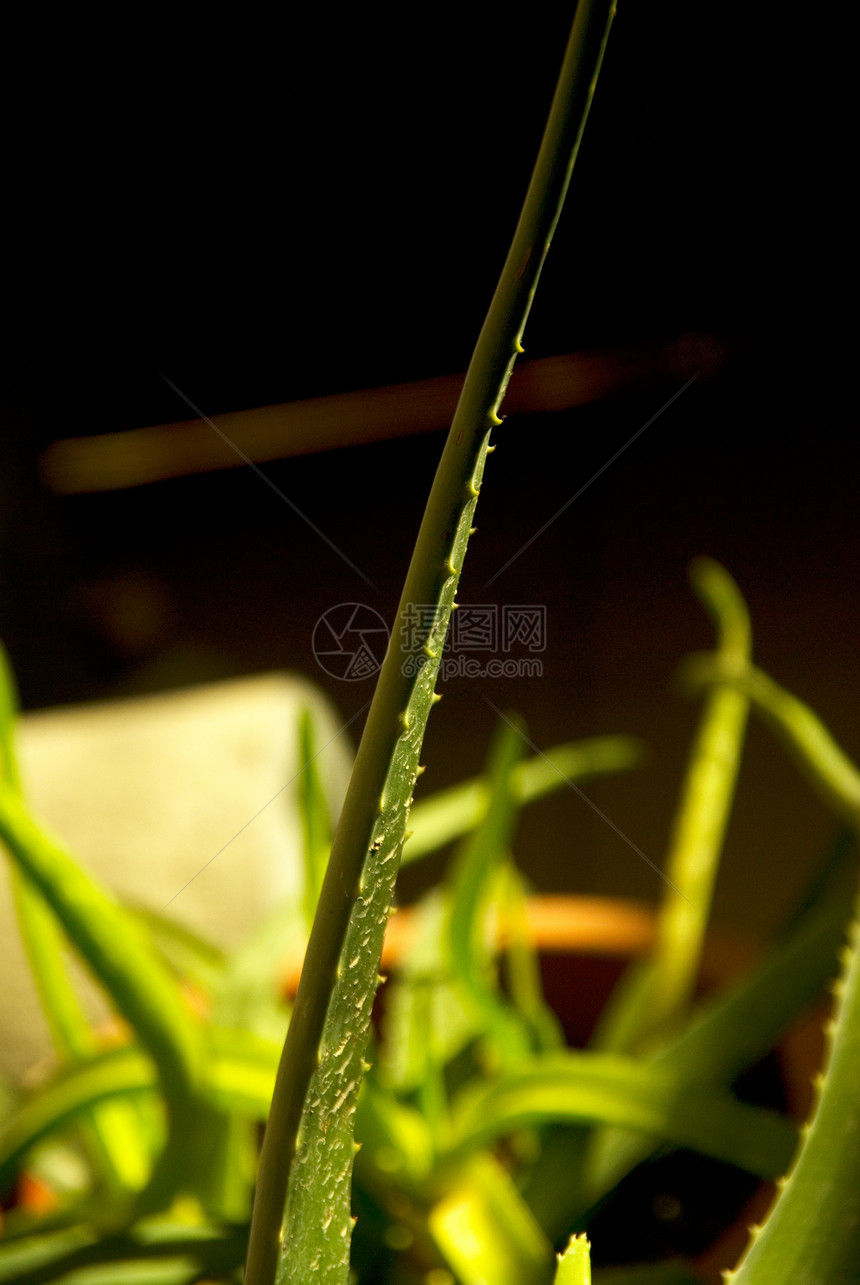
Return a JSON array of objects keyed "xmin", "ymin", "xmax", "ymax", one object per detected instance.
[{"xmin": 1, "ymin": 673, "xmax": 353, "ymax": 1081}]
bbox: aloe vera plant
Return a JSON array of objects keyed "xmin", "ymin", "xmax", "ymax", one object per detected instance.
[
  {"xmin": 2, "ymin": 593, "xmax": 858, "ymax": 1285},
  {"xmin": 1, "ymin": 3, "xmax": 859, "ymax": 1284}
]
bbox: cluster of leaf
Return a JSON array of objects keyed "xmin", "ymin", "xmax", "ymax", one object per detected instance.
[
  {"xmin": 0, "ymin": 645, "xmax": 633, "ymax": 1283},
  {"xmin": 317, "ymin": 558, "xmax": 860, "ymax": 1285},
  {"xmin": 1, "ymin": 555, "xmax": 859, "ymax": 1284}
]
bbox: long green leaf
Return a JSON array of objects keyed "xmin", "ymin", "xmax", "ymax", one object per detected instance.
[
  {"xmin": 428, "ymin": 1152, "xmax": 552, "ymax": 1285},
  {"xmin": 375, "ymin": 889, "xmax": 472, "ymax": 1094},
  {"xmin": 669, "ymin": 665, "xmax": 860, "ymax": 1283},
  {"xmin": 0, "ymin": 1219, "xmax": 246, "ymax": 1285},
  {"xmin": 683, "ymin": 656, "xmax": 860, "ymax": 822},
  {"xmin": 0, "ymin": 1027, "xmax": 435, "ymax": 1197},
  {"xmin": 581, "ymin": 833, "xmax": 854, "ymax": 1216},
  {"xmin": 0, "ymin": 1048, "xmax": 156, "ymax": 1192},
  {"xmin": 594, "ymin": 560, "xmax": 751, "ymax": 1056},
  {"xmin": 297, "ymin": 705, "xmax": 338, "ymax": 928},
  {"xmin": 0, "ymin": 646, "xmax": 155, "ymax": 1196},
  {"xmin": 0, "ymin": 649, "xmax": 94, "ymax": 1063},
  {"xmin": 128, "ymin": 906, "xmax": 226, "ymax": 998},
  {"xmin": 447, "ymin": 716, "xmax": 533, "ymax": 1068},
  {"xmin": 447, "ymin": 1053, "xmax": 797, "ymax": 1180},
  {"xmin": 728, "ymin": 908, "xmax": 860, "ymax": 1284},
  {"xmin": 404, "ymin": 735, "xmax": 643, "ymax": 866},
  {"xmin": 497, "ymin": 862, "xmax": 567, "ymax": 1053},
  {"xmin": 647, "ymin": 558, "xmax": 751, "ymax": 1034},
  {"xmin": 244, "ymin": 4, "xmax": 618, "ymax": 1282},
  {"xmin": 0, "ymin": 790, "xmax": 206, "ymax": 1214}
]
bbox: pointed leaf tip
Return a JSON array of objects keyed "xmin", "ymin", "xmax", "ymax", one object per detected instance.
[{"xmin": 554, "ymin": 1232, "xmax": 591, "ymax": 1284}]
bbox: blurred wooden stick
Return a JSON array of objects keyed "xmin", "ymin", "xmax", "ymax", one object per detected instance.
[{"xmin": 40, "ymin": 332, "xmax": 727, "ymax": 495}]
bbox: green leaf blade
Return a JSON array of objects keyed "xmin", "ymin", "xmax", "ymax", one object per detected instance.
[
  {"xmin": 554, "ymin": 1233, "xmax": 592, "ymax": 1285},
  {"xmin": 448, "ymin": 1053, "xmax": 797, "ymax": 1182}
]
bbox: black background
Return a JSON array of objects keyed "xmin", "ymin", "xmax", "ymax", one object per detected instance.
[{"xmin": 1, "ymin": 3, "xmax": 855, "ymax": 937}]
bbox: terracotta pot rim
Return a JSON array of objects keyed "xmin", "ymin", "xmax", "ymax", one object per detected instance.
[
  {"xmin": 383, "ymin": 893, "xmax": 658, "ymax": 964},
  {"xmin": 280, "ymin": 893, "xmax": 761, "ymax": 995}
]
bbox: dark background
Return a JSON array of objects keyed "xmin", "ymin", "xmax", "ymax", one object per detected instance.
[{"xmin": 1, "ymin": 3, "xmax": 855, "ymax": 939}]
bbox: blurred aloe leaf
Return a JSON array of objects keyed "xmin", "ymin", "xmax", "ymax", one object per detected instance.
[
  {"xmin": 446, "ymin": 1052, "xmax": 796, "ymax": 1179},
  {"xmin": 554, "ymin": 1233, "xmax": 591, "ymax": 1285},
  {"xmin": 404, "ymin": 735, "xmax": 643, "ymax": 867},
  {"xmin": 0, "ymin": 646, "xmax": 155, "ymax": 1200},
  {"xmin": 428, "ymin": 1152, "xmax": 552, "ymax": 1285}
]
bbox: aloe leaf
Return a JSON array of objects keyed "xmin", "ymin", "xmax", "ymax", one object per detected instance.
[
  {"xmin": 127, "ymin": 906, "xmax": 226, "ymax": 999},
  {"xmin": 8, "ymin": 875, "xmax": 154, "ymax": 1194},
  {"xmin": 647, "ymin": 559, "xmax": 751, "ymax": 1032},
  {"xmin": 208, "ymin": 711, "xmax": 338, "ymax": 1041},
  {"xmin": 244, "ymin": 4, "xmax": 618, "ymax": 1282},
  {"xmin": 675, "ymin": 651, "xmax": 860, "ymax": 1279},
  {"xmin": 0, "ymin": 1219, "xmax": 247, "ymax": 1285},
  {"xmin": 0, "ymin": 1040, "xmax": 271, "ymax": 1194},
  {"xmin": 0, "ymin": 646, "xmax": 153, "ymax": 1196},
  {"xmin": 0, "ymin": 1224, "xmax": 99, "ymax": 1282},
  {"xmin": 727, "ymin": 912, "xmax": 860, "ymax": 1284},
  {"xmin": 554, "ymin": 1233, "xmax": 592, "ymax": 1285},
  {"xmin": 376, "ymin": 889, "xmax": 476, "ymax": 1095},
  {"xmin": 579, "ymin": 563, "xmax": 752, "ymax": 1227},
  {"xmin": 682, "ymin": 656, "xmax": 860, "ymax": 822},
  {"xmin": 0, "ymin": 645, "xmax": 21, "ymax": 791},
  {"xmin": 1, "ymin": 651, "xmax": 93, "ymax": 1069},
  {"xmin": 497, "ymin": 862, "xmax": 567, "ymax": 1052},
  {"xmin": 580, "ymin": 833, "xmax": 854, "ymax": 1214},
  {"xmin": 0, "ymin": 643, "xmax": 207, "ymax": 1213},
  {"xmin": 297, "ymin": 705, "xmax": 338, "ymax": 929},
  {"xmin": 0, "ymin": 655, "xmax": 80, "ymax": 1058},
  {"xmin": 404, "ymin": 735, "xmax": 643, "ymax": 866},
  {"xmin": 0, "ymin": 1007, "xmax": 473, "ymax": 1244},
  {"xmin": 428, "ymin": 1152, "xmax": 552, "ymax": 1285},
  {"xmin": 0, "ymin": 788, "xmax": 207, "ymax": 1214},
  {"xmin": 202, "ymin": 705, "xmax": 340, "ymax": 1040},
  {"xmin": 665, "ymin": 667, "xmax": 860, "ymax": 1283},
  {"xmin": 595, "ymin": 560, "xmax": 751, "ymax": 1057},
  {"xmin": 351, "ymin": 1074, "xmax": 434, "ymax": 1197},
  {"xmin": 380, "ymin": 733, "xmax": 597, "ymax": 1096},
  {"xmin": 211, "ymin": 901, "xmax": 298, "ymax": 1045},
  {"xmin": 0, "ymin": 1029, "xmax": 283, "ymax": 1193},
  {"xmin": 374, "ymin": 950, "xmax": 459, "ymax": 1167},
  {"xmin": 11, "ymin": 874, "xmax": 115, "ymax": 1064},
  {"xmin": 0, "ymin": 1048, "xmax": 156, "ymax": 1192},
  {"xmin": 247, "ymin": 424, "xmax": 495, "ymax": 1281},
  {"xmin": 447, "ymin": 716, "xmax": 534, "ymax": 1068},
  {"xmin": 655, "ymin": 842, "xmax": 855, "ymax": 1087},
  {"xmin": 447, "ymin": 1052, "xmax": 797, "ymax": 1180},
  {"xmin": 203, "ymin": 1028, "xmax": 282, "ymax": 1117}
]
